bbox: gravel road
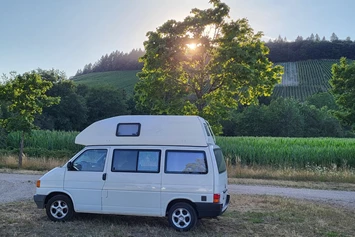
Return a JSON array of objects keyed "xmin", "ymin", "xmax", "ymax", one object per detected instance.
[
  {"xmin": 0, "ymin": 173, "xmax": 41, "ymax": 204},
  {"xmin": 1, "ymin": 173, "xmax": 355, "ymax": 209}
]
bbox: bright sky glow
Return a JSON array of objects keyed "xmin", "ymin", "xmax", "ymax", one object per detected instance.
[
  {"xmin": 186, "ymin": 43, "xmax": 197, "ymax": 50},
  {"xmin": 0, "ymin": 0, "xmax": 354, "ymax": 77}
]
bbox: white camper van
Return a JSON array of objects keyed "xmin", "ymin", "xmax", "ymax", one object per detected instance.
[{"xmin": 34, "ymin": 115, "xmax": 229, "ymax": 231}]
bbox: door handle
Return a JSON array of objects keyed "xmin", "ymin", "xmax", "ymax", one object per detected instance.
[{"xmin": 102, "ymin": 173, "xmax": 107, "ymax": 180}]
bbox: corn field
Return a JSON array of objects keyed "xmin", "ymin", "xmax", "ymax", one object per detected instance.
[
  {"xmin": 2, "ymin": 130, "xmax": 355, "ymax": 169},
  {"xmin": 217, "ymin": 136, "xmax": 355, "ymax": 169},
  {"xmin": 3, "ymin": 130, "xmax": 82, "ymax": 158}
]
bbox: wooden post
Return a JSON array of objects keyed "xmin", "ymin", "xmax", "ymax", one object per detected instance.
[{"xmin": 19, "ymin": 131, "xmax": 24, "ymax": 168}]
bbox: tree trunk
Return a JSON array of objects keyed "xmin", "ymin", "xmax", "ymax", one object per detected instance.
[{"xmin": 19, "ymin": 131, "xmax": 24, "ymax": 168}]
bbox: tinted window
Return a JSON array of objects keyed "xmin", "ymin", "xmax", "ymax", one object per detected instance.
[
  {"xmin": 165, "ymin": 151, "xmax": 207, "ymax": 174},
  {"xmin": 112, "ymin": 150, "xmax": 138, "ymax": 171},
  {"xmin": 112, "ymin": 149, "xmax": 160, "ymax": 173},
  {"xmin": 116, "ymin": 123, "xmax": 140, "ymax": 136},
  {"xmin": 214, "ymin": 149, "xmax": 226, "ymax": 174},
  {"xmin": 73, "ymin": 149, "xmax": 107, "ymax": 172}
]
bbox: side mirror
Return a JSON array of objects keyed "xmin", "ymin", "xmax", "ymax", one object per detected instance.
[{"xmin": 67, "ymin": 161, "xmax": 74, "ymax": 170}]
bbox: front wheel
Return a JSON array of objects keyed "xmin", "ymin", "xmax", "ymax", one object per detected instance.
[
  {"xmin": 46, "ymin": 195, "xmax": 74, "ymax": 221},
  {"xmin": 168, "ymin": 202, "xmax": 197, "ymax": 231}
]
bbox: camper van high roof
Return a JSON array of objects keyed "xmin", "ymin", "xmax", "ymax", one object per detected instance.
[{"xmin": 75, "ymin": 115, "xmax": 215, "ymax": 147}]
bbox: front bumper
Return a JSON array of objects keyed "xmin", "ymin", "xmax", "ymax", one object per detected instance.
[{"xmin": 33, "ymin": 194, "xmax": 47, "ymax": 208}]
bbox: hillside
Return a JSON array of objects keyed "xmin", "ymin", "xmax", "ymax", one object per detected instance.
[
  {"xmin": 71, "ymin": 60, "xmax": 340, "ymax": 100},
  {"xmin": 274, "ymin": 59, "xmax": 337, "ymax": 101},
  {"xmin": 71, "ymin": 70, "xmax": 139, "ymax": 94}
]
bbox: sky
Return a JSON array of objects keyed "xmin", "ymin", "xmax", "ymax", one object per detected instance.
[{"xmin": 0, "ymin": 0, "xmax": 354, "ymax": 78}]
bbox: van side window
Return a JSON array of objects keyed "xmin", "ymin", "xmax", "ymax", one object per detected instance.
[
  {"xmin": 112, "ymin": 149, "xmax": 160, "ymax": 173},
  {"xmin": 116, "ymin": 123, "xmax": 141, "ymax": 136},
  {"xmin": 213, "ymin": 149, "xmax": 226, "ymax": 174},
  {"xmin": 165, "ymin": 151, "xmax": 207, "ymax": 174},
  {"xmin": 73, "ymin": 149, "xmax": 107, "ymax": 172}
]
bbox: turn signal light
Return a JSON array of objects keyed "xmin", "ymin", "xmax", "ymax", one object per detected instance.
[
  {"xmin": 213, "ymin": 194, "xmax": 220, "ymax": 203},
  {"xmin": 36, "ymin": 180, "xmax": 40, "ymax": 188}
]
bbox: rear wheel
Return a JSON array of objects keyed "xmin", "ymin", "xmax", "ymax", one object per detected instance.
[
  {"xmin": 46, "ymin": 195, "xmax": 74, "ymax": 221},
  {"xmin": 168, "ymin": 202, "xmax": 197, "ymax": 231}
]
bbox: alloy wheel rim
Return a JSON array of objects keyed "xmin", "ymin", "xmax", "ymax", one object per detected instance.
[
  {"xmin": 50, "ymin": 200, "xmax": 68, "ymax": 219},
  {"xmin": 172, "ymin": 208, "xmax": 191, "ymax": 229}
]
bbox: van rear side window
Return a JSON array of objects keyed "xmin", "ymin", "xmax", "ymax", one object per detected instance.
[
  {"xmin": 165, "ymin": 151, "xmax": 207, "ymax": 174},
  {"xmin": 213, "ymin": 149, "xmax": 226, "ymax": 174}
]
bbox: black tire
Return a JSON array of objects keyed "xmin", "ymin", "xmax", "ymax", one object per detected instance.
[
  {"xmin": 168, "ymin": 202, "xmax": 197, "ymax": 232},
  {"xmin": 46, "ymin": 195, "xmax": 74, "ymax": 222}
]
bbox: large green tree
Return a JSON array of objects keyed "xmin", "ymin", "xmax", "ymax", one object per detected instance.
[
  {"xmin": 33, "ymin": 69, "xmax": 88, "ymax": 131},
  {"xmin": 330, "ymin": 57, "xmax": 355, "ymax": 129},
  {"xmin": 85, "ymin": 87, "xmax": 128, "ymax": 125},
  {"xmin": 36, "ymin": 80, "xmax": 88, "ymax": 131},
  {"xmin": 135, "ymin": 0, "xmax": 283, "ymax": 132},
  {"xmin": 0, "ymin": 72, "xmax": 59, "ymax": 167},
  {"xmin": 222, "ymin": 97, "xmax": 343, "ymax": 137},
  {"xmin": 305, "ymin": 92, "xmax": 338, "ymax": 110}
]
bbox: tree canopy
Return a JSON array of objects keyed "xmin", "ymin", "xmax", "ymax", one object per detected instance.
[
  {"xmin": 28, "ymin": 69, "xmax": 129, "ymax": 131},
  {"xmin": 222, "ymin": 97, "xmax": 344, "ymax": 138},
  {"xmin": 0, "ymin": 72, "xmax": 60, "ymax": 167},
  {"xmin": 85, "ymin": 87, "xmax": 128, "ymax": 124},
  {"xmin": 135, "ymin": 0, "xmax": 283, "ymax": 133},
  {"xmin": 330, "ymin": 57, "xmax": 355, "ymax": 129}
]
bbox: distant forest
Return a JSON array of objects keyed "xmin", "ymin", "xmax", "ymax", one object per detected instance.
[
  {"xmin": 266, "ymin": 33, "xmax": 355, "ymax": 62},
  {"xmin": 74, "ymin": 49, "xmax": 144, "ymax": 77},
  {"xmin": 74, "ymin": 33, "xmax": 355, "ymax": 76}
]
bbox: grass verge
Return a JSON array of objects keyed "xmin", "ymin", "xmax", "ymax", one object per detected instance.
[
  {"xmin": 0, "ymin": 155, "xmax": 66, "ymax": 171},
  {"xmin": 229, "ymin": 178, "xmax": 355, "ymax": 191},
  {"xmin": 1, "ymin": 194, "xmax": 354, "ymax": 237},
  {"xmin": 228, "ymin": 164, "xmax": 355, "ymax": 184}
]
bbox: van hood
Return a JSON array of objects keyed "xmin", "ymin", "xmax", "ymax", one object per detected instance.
[{"xmin": 39, "ymin": 166, "xmax": 65, "ymax": 188}]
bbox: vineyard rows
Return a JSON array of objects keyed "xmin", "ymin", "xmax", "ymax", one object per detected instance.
[
  {"xmin": 72, "ymin": 60, "xmax": 341, "ymax": 100},
  {"xmin": 273, "ymin": 59, "xmax": 338, "ymax": 101},
  {"xmin": 276, "ymin": 62, "xmax": 298, "ymax": 86}
]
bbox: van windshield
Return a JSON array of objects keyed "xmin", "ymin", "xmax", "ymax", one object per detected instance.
[{"xmin": 213, "ymin": 149, "xmax": 226, "ymax": 174}]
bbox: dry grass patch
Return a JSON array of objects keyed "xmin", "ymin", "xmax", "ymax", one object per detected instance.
[
  {"xmin": 229, "ymin": 178, "xmax": 355, "ymax": 191},
  {"xmin": 1, "ymin": 195, "xmax": 355, "ymax": 237},
  {"xmin": 0, "ymin": 155, "xmax": 66, "ymax": 171},
  {"xmin": 228, "ymin": 164, "xmax": 355, "ymax": 184},
  {"xmin": 0, "ymin": 168, "xmax": 45, "ymax": 175}
]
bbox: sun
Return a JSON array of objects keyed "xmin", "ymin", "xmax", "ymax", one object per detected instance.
[{"xmin": 186, "ymin": 43, "xmax": 197, "ymax": 50}]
